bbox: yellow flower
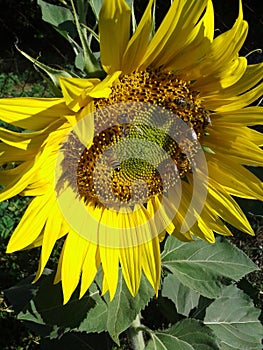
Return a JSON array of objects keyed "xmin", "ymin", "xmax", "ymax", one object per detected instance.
[{"xmin": 1, "ymin": 0, "xmax": 262, "ymax": 303}]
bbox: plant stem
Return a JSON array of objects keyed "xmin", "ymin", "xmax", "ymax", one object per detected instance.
[{"xmin": 127, "ymin": 314, "xmax": 145, "ymax": 350}]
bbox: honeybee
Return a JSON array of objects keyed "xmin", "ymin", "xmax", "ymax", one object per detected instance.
[
  {"xmin": 103, "ymin": 148, "xmax": 121, "ymax": 172},
  {"xmin": 177, "ymin": 152, "xmax": 190, "ymax": 176},
  {"xmin": 117, "ymin": 113, "xmax": 129, "ymax": 124},
  {"xmin": 198, "ymin": 107, "xmax": 212, "ymax": 128},
  {"xmin": 174, "ymin": 98, "xmax": 194, "ymax": 110},
  {"xmin": 117, "ymin": 113, "xmax": 144, "ymax": 138}
]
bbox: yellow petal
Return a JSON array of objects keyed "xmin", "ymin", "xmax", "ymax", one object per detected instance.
[
  {"xmin": 0, "ymin": 160, "xmax": 40, "ymax": 201},
  {"xmin": 59, "ymin": 77, "xmax": 100, "ymax": 112},
  {"xmin": 196, "ymin": 215, "xmax": 216, "ymax": 243},
  {"xmin": 208, "ymin": 82, "xmax": 263, "ymax": 112},
  {"xmin": 0, "ymin": 143, "xmax": 36, "ymax": 164},
  {"xmin": 200, "ymin": 206, "xmax": 233, "ymax": 236},
  {"xmin": 100, "ymin": 246, "xmax": 119, "ymax": 300},
  {"xmin": 206, "ymin": 178, "xmax": 254, "ymax": 235},
  {"xmin": 164, "ymin": 0, "xmax": 214, "ymax": 72},
  {"xmin": 119, "ymin": 210, "xmax": 143, "ymax": 295},
  {"xmin": 0, "ymin": 98, "xmax": 71, "ymax": 130},
  {"xmin": 204, "ymin": 127, "xmax": 263, "ymax": 166},
  {"xmin": 142, "ymin": 0, "xmax": 208, "ymax": 69},
  {"xmin": 185, "ymin": 1, "xmax": 246, "ymax": 86},
  {"xmin": 169, "ymin": 180, "xmax": 198, "ymax": 241},
  {"xmin": 122, "ymin": 0, "xmax": 153, "ymax": 73},
  {"xmin": 61, "ymin": 230, "xmax": 90, "ymax": 304},
  {"xmin": 80, "ymin": 242, "xmax": 100, "ymax": 298},
  {"xmin": 119, "ymin": 245, "xmax": 141, "ymax": 297},
  {"xmin": 99, "ymin": 209, "xmax": 120, "ymax": 300},
  {"xmin": 54, "ymin": 240, "xmax": 65, "ymax": 284},
  {"xmin": 99, "ymin": 0, "xmax": 131, "ymax": 74},
  {"xmin": 207, "ymin": 153, "xmax": 263, "ymax": 200},
  {"xmin": 208, "ymin": 124, "xmax": 263, "ymax": 146},
  {"xmin": 88, "ymin": 71, "xmax": 122, "ymax": 98},
  {"xmin": 34, "ymin": 201, "xmax": 66, "ymax": 282},
  {"xmin": 141, "ymin": 235, "xmax": 161, "ymax": 295},
  {"xmin": 6, "ymin": 191, "xmax": 53, "ymax": 253},
  {"xmin": 196, "ymin": 57, "xmax": 247, "ymax": 95},
  {"xmin": 0, "ymin": 128, "xmax": 41, "ymax": 150},
  {"xmin": 203, "ymin": 61, "xmax": 263, "ymax": 100},
  {"xmin": 212, "ymin": 107, "xmax": 263, "ymax": 126},
  {"xmin": 149, "ymin": 195, "xmax": 175, "ymax": 235}
]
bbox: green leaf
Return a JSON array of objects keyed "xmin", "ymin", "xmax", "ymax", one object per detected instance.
[
  {"xmin": 18, "ymin": 274, "xmax": 108, "ymax": 334},
  {"xmin": 161, "ymin": 237, "xmax": 257, "ymax": 298},
  {"xmin": 101, "ymin": 272, "xmax": 155, "ymax": 344},
  {"xmin": 75, "ymin": 51, "xmax": 85, "ymax": 71},
  {"xmin": 38, "ymin": 0, "xmax": 73, "ymax": 27},
  {"xmin": 37, "ymin": 0, "xmax": 77, "ymax": 40},
  {"xmin": 162, "ymin": 274, "xmax": 200, "ymax": 316},
  {"xmin": 5, "ymin": 269, "xmax": 154, "ymax": 344},
  {"xmin": 74, "ymin": 271, "xmax": 154, "ymax": 344},
  {"xmin": 145, "ymin": 319, "xmax": 219, "ymax": 350},
  {"xmin": 204, "ymin": 285, "xmax": 263, "ymax": 350}
]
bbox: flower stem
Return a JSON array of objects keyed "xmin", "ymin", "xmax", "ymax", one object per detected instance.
[{"xmin": 128, "ymin": 314, "xmax": 145, "ymax": 350}]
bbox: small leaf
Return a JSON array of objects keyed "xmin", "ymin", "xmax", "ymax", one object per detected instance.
[
  {"xmin": 161, "ymin": 237, "xmax": 257, "ymax": 298},
  {"xmin": 162, "ymin": 274, "xmax": 200, "ymax": 316},
  {"xmin": 145, "ymin": 319, "xmax": 219, "ymax": 350},
  {"xmin": 38, "ymin": 0, "xmax": 73, "ymax": 26},
  {"xmin": 37, "ymin": 0, "xmax": 77, "ymax": 40},
  {"xmin": 75, "ymin": 51, "xmax": 85, "ymax": 71},
  {"xmin": 204, "ymin": 285, "xmax": 263, "ymax": 350}
]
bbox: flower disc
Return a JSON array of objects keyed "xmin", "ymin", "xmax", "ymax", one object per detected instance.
[{"xmin": 55, "ymin": 100, "xmax": 208, "ymax": 248}]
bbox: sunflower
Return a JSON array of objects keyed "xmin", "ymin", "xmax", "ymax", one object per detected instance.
[{"xmin": 1, "ymin": 0, "xmax": 262, "ymax": 304}]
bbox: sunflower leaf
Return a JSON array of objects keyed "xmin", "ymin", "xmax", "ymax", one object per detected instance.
[
  {"xmin": 37, "ymin": 0, "xmax": 77, "ymax": 41},
  {"xmin": 102, "ymin": 272, "xmax": 155, "ymax": 344},
  {"xmin": 162, "ymin": 274, "xmax": 200, "ymax": 316},
  {"xmin": 161, "ymin": 237, "xmax": 257, "ymax": 298},
  {"xmin": 145, "ymin": 319, "xmax": 219, "ymax": 350},
  {"xmin": 204, "ymin": 285, "xmax": 263, "ymax": 350},
  {"xmin": 6, "ymin": 271, "xmax": 107, "ymax": 337}
]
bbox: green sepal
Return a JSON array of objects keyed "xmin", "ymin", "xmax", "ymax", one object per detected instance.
[{"xmin": 15, "ymin": 44, "xmax": 74, "ymax": 93}]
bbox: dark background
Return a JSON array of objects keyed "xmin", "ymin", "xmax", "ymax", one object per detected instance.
[{"xmin": 0, "ymin": 0, "xmax": 262, "ymax": 73}]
